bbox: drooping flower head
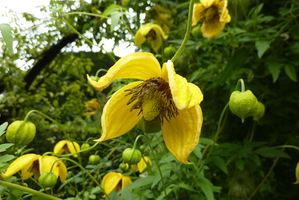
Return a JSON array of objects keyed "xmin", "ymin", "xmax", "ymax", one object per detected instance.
[
  {"xmin": 192, "ymin": 0, "xmax": 231, "ymax": 39},
  {"xmin": 131, "ymin": 156, "xmax": 152, "ymax": 173},
  {"xmin": 2, "ymin": 154, "xmax": 67, "ymax": 183},
  {"xmin": 54, "ymin": 140, "xmax": 80, "ymax": 158},
  {"xmin": 135, "ymin": 23, "xmax": 168, "ymax": 53},
  {"xmin": 85, "ymin": 99, "xmax": 100, "ymax": 115},
  {"xmin": 87, "ymin": 52, "xmax": 203, "ymax": 164},
  {"xmin": 101, "ymin": 172, "xmax": 132, "ymax": 196},
  {"xmin": 145, "ymin": 5, "xmax": 173, "ymax": 32}
]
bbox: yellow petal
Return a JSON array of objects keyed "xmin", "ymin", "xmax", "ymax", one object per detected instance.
[
  {"xmin": 53, "ymin": 140, "xmax": 67, "ymax": 155},
  {"xmin": 218, "ymin": 0, "xmax": 231, "ymax": 23},
  {"xmin": 39, "ymin": 156, "xmax": 60, "ymax": 179},
  {"xmin": 134, "ymin": 28, "xmax": 147, "ymax": 46},
  {"xmin": 58, "ymin": 160, "xmax": 68, "ymax": 183},
  {"xmin": 192, "ymin": 3, "xmax": 206, "ymax": 26},
  {"xmin": 87, "ymin": 52, "xmax": 161, "ymax": 91},
  {"xmin": 102, "ymin": 172, "xmax": 122, "ymax": 196},
  {"xmin": 295, "ymin": 162, "xmax": 299, "ymax": 184},
  {"xmin": 200, "ymin": 0, "xmax": 219, "ymax": 8},
  {"xmin": 95, "ymin": 82, "xmax": 143, "ymax": 142},
  {"xmin": 138, "ymin": 156, "xmax": 152, "ymax": 173},
  {"xmin": 67, "ymin": 141, "xmax": 80, "ymax": 158},
  {"xmin": 121, "ymin": 175, "xmax": 132, "ymax": 190},
  {"xmin": 165, "ymin": 60, "xmax": 203, "ymax": 109},
  {"xmin": 162, "ymin": 105, "xmax": 203, "ymax": 164},
  {"xmin": 201, "ymin": 19, "xmax": 225, "ymax": 39},
  {"xmin": 151, "ymin": 33, "xmax": 162, "ymax": 53},
  {"xmin": 2, "ymin": 154, "xmax": 40, "ymax": 178}
]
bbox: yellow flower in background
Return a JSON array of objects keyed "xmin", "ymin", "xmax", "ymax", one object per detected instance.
[
  {"xmin": 145, "ymin": 5, "xmax": 173, "ymax": 32},
  {"xmin": 87, "ymin": 52, "xmax": 203, "ymax": 164},
  {"xmin": 135, "ymin": 23, "xmax": 168, "ymax": 53},
  {"xmin": 2, "ymin": 154, "xmax": 67, "ymax": 183},
  {"xmin": 85, "ymin": 100, "xmax": 100, "ymax": 115},
  {"xmin": 295, "ymin": 162, "xmax": 299, "ymax": 184},
  {"xmin": 131, "ymin": 156, "xmax": 152, "ymax": 173},
  {"xmin": 192, "ymin": 0, "xmax": 231, "ymax": 39},
  {"xmin": 54, "ymin": 140, "xmax": 80, "ymax": 158},
  {"xmin": 102, "ymin": 172, "xmax": 132, "ymax": 196}
]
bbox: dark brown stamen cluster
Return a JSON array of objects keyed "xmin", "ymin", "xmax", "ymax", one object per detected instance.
[
  {"xmin": 146, "ymin": 29, "xmax": 157, "ymax": 40},
  {"xmin": 125, "ymin": 77, "xmax": 178, "ymax": 123}
]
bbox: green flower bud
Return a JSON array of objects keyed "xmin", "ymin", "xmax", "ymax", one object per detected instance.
[
  {"xmin": 229, "ymin": 90, "xmax": 258, "ymax": 123},
  {"xmin": 122, "ymin": 148, "xmax": 142, "ymax": 165},
  {"xmin": 137, "ymin": 118, "xmax": 161, "ymax": 133},
  {"xmin": 251, "ymin": 101, "xmax": 265, "ymax": 121},
  {"xmin": 38, "ymin": 172, "xmax": 57, "ymax": 189},
  {"xmin": 6, "ymin": 120, "xmax": 36, "ymax": 146},
  {"xmin": 89, "ymin": 155, "xmax": 101, "ymax": 165},
  {"xmin": 164, "ymin": 46, "xmax": 176, "ymax": 58},
  {"xmin": 119, "ymin": 163, "xmax": 127, "ymax": 171},
  {"xmin": 139, "ymin": 145, "xmax": 146, "ymax": 152},
  {"xmin": 81, "ymin": 143, "xmax": 91, "ymax": 151},
  {"xmin": 192, "ymin": 25, "xmax": 202, "ymax": 39}
]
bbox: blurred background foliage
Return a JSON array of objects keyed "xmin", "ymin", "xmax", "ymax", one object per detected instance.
[{"xmin": 1, "ymin": 0, "xmax": 299, "ymax": 199}]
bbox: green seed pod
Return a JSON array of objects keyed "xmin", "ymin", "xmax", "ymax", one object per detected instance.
[
  {"xmin": 6, "ymin": 120, "xmax": 36, "ymax": 146},
  {"xmin": 139, "ymin": 145, "xmax": 146, "ymax": 152},
  {"xmin": 229, "ymin": 90, "xmax": 258, "ymax": 123},
  {"xmin": 122, "ymin": 148, "xmax": 142, "ymax": 165},
  {"xmin": 251, "ymin": 101, "xmax": 265, "ymax": 121},
  {"xmin": 119, "ymin": 163, "xmax": 127, "ymax": 171},
  {"xmin": 163, "ymin": 46, "xmax": 176, "ymax": 58},
  {"xmin": 81, "ymin": 143, "xmax": 91, "ymax": 151},
  {"xmin": 38, "ymin": 172, "xmax": 57, "ymax": 189},
  {"xmin": 89, "ymin": 155, "xmax": 101, "ymax": 165}
]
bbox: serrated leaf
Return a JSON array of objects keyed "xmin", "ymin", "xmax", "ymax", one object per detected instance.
[
  {"xmin": 198, "ymin": 177, "xmax": 214, "ymax": 200},
  {"xmin": 256, "ymin": 148, "xmax": 290, "ymax": 159},
  {"xmin": 0, "ymin": 23, "xmax": 14, "ymax": 54},
  {"xmin": 284, "ymin": 65, "xmax": 297, "ymax": 82},
  {"xmin": 0, "ymin": 122, "xmax": 8, "ymax": 137},
  {"xmin": 0, "ymin": 143, "xmax": 14, "ymax": 153},
  {"xmin": 255, "ymin": 40, "xmax": 270, "ymax": 58},
  {"xmin": 212, "ymin": 156, "xmax": 228, "ymax": 174}
]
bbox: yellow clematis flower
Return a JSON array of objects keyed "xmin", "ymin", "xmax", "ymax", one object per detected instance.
[
  {"xmin": 85, "ymin": 100, "xmax": 100, "ymax": 115},
  {"xmin": 54, "ymin": 140, "xmax": 80, "ymax": 158},
  {"xmin": 2, "ymin": 154, "xmax": 67, "ymax": 183},
  {"xmin": 131, "ymin": 156, "xmax": 152, "ymax": 173},
  {"xmin": 135, "ymin": 23, "xmax": 168, "ymax": 53},
  {"xmin": 102, "ymin": 172, "xmax": 132, "ymax": 196},
  {"xmin": 192, "ymin": 0, "xmax": 231, "ymax": 39},
  {"xmin": 87, "ymin": 52, "xmax": 203, "ymax": 164}
]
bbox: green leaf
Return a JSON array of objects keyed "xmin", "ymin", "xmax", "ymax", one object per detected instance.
[
  {"xmin": 284, "ymin": 65, "xmax": 297, "ymax": 82},
  {"xmin": 212, "ymin": 156, "xmax": 228, "ymax": 174},
  {"xmin": 266, "ymin": 61, "xmax": 281, "ymax": 82},
  {"xmin": 110, "ymin": 11, "xmax": 122, "ymax": 32},
  {"xmin": 0, "ymin": 144, "xmax": 14, "ymax": 153},
  {"xmin": 256, "ymin": 148, "xmax": 290, "ymax": 159},
  {"xmin": 0, "ymin": 23, "xmax": 14, "ymax": 54},
  {"xmin": 255, "ymin": 40, "xmax": 270, "ymax": 58},
  {"xmin": 0, "ymin": 122, "xmax": 8, "ymax": 137},
  {"xmin": 123, "ymin": 176, "xmax": 155, "ymax": 191},
  {"xmin": 198, "ymin": 177, "xmax": 214, "ymax": 200},
  {"xmin": 0, "ymin": 155, "xmax": 14, "ymax": 167}
]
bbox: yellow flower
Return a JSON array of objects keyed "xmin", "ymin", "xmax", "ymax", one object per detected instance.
[
  {"xmin": 135, "ymin": 23, "xmax": 168, "ymax": 53},
  {"xmin": 102, "ymin": 172, "xmax": 132, "ymax": 196},
  {"xmin": 85, "ymin": 100, "xmax": 100, "ymax": 115},
  {"xmin": 295, "ymin": 162, "xmax": 299, "ymax": 184},
  {"xmin": 2, "ymin": 154, "xmax": 67, "ymax": 183},
  {"xmin": 87, "ymin": 52, "xmax": 203, "ymax": 164},
  {"xmin": 54, "ymin": 140, "xmax": 80, "ymax": 158},
  {"xmin": 145, "ymin": 5, "xmax": 173, "ymax": 32},
  {"xmin": 192, "ymin": 0, "xmax": 231, "ymax": 39},
  {"xmin": 131, "ymin": 156, "xmax": 152, "ymax": 173}
]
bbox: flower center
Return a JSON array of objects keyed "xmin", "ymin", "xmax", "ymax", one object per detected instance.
[
  {"xmin": 125, "ymin": 77, "xmax": 178, "ymax": 123},
  {"xmin": 146, "ymin": 29, "xmax": 157, "ymax": 41},
  {"xmin": 205, "ymin": 5, "xmax": 219, "ymax": 22}
]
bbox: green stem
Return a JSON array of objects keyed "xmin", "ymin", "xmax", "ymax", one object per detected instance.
[
  {"xmin": 235, "ymin": 78, "xmax": 245, "ymax": 92},
  {"xmin": 171, "ymin": 0, "xmax": 195, "ymax": 62},
  {"xmin": 95, "ymin": 69, "xmax": 108, "ymax": 77},
  {"xmin": 0, "ymin": 180, "xmax": 62, "ymax": 200},
  {"xmin": 24, "ymin": 110, "xmax": 60, "ymax": 125},
  {"xmin": 132, "ymin": 135, "xmax": 144, "ymax": 150},
  {"xmin": 197, "ymin": 103, "xmax": 229, "ymax": 169},
  {"xmin": 144, "ymin": 134, "xmax": 167, "ymax": 198},
  {"xmin": 249, "ymin": 121, "xmax": 256, "ymax": 142}
]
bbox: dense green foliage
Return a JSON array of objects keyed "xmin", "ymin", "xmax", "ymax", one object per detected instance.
[{"xmin": 1, "ymin": 0, "xmax": 299, "ymax": 199}]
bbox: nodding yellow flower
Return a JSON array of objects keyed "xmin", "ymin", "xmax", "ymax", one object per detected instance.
[
  {"xmin": 54, "ymin": 140, "xmax": 80, "ymax": 158},
  {"xmin": 145, "ymin": 5, "xmax": 173, "ymax": 32},
  {"xmin": 85, "ymin": 100, "xmax": 100, "ymax": 115},
  {"xmin": 192, "ymin": 0, "xmax": 231, "ymax": 39},
  {"xmin": 87, "ymin": 52, "xmax": 203, "ymax": 164},
  {"xmin": 2, "ymin": 154, "xmax": 67, "ymax": 183},
  {"xmin": 135, "ymin": 23, "xmax": 168, "ymax": 53},
  {"xmin": 131, "ymin": 156, "xmax": 152, "ymax": 173},
  {"xmin": 102, "ymin": 172, "xmax": 132, "ymax": 196}
]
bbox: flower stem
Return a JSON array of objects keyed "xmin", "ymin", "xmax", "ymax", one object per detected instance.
[
  {"xmin": 171, "ymin": 0, "xmax": 195, "ymax": 62},
  {"xmin": 235, "ymin": 78, "xmax": 245, "ymax": 92},
  {"xmin": 0, "ymin": 180, "xmax": 62, "ymax": 200}
]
